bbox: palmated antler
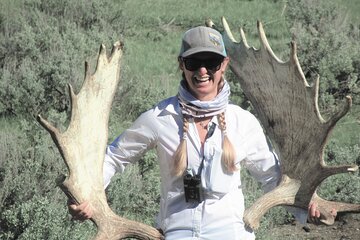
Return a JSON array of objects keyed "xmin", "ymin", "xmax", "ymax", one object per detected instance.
[
  {"xmin": 37, "ymin": 42, "xmax": 164, "ymax": 240},
  {"xmin": 207, "ymin": 18, "xmax": 360, "ymax": 229}
]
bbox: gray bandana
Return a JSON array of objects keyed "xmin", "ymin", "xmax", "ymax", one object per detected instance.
[{"xmin": 177, "ymin": 79, "xmax": 230, "ymax": 118}]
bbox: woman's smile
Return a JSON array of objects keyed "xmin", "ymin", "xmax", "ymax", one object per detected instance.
[{"xmin": 193, "ymin": 75, "xmax": 212, "ymax": 84}]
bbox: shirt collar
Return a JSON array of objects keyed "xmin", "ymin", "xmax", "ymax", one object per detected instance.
[{"xmin": 158, "ymin": 96, "xmax": 181, "ymax": 117}]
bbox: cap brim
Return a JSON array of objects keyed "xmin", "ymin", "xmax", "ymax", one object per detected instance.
[{"xmin": 180, "ymin": 47, "xmax": 226, "ymax": 58}]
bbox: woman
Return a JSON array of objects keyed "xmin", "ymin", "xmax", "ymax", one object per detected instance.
[{"xmin": 70, "ymin": 26, "xmax": 324, "ymax": 239}]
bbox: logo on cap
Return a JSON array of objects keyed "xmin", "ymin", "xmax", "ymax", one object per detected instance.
[{"xmin": 209, "ymin": 32, "xmax": 221, "ymax": 46}]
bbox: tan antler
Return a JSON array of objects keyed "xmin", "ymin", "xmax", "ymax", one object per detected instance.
[
  {"xmin": 211, "ymin": 18, "xmax": 360, "ymax": 230},
  {"xmin": 37, "ymin": 42, "xmax": 164, "ymax": 240}
]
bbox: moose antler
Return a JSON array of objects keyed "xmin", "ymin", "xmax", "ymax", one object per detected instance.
[
  {"xmin": 37, "ymin": 42, "xmax": 164, "ymax": 240},
  {"xmin": 208, "ymin": 18, "xmax": 360, "ymax": 229}
]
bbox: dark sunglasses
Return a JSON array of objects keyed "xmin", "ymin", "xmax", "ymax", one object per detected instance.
[{"xmin": 181, "ymin": 57, "xmax": 224, "ymax": 72}]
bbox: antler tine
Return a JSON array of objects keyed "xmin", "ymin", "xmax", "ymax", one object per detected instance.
[
  {"xmin": 67, "ymin": 83, "xmax": 78, "ymax": 126},
  {"xmin": 37, "ymin": 114, "xmax": 59, "ymax": 137},
  {"xmin": 257, "ymin": 21, "xmax": 284, "ymax": 63},
  {"xmin": 220, "ymin": 17, "xmax": 251, "ymax": 49},
  {"xmin": 326, "ymin": 95, "xmax": 352, "ymax": 128},
  {"xmin": 221, "ymin": 17, "xmax": 237, "ymax": 43},
  {"xmin": 288, "ymin": 40, "xmax": 352, "ymax": 127},
  {"xmin": 290, "ymin": 41, "xmax": 309, "ymax": 87},
  {"xmin": 110, "ymin": 41, "xmax": 123, "ymax": 58},
  {"xmin": 96, "ymin": 44, "xmax": 108, "ymax": 72},
  {"xmin": 313, "ymin": 75, "xmax": 327, "ymax": 123},
  {"xmin": 205, "ymin": 18, "xmax": 215, "ymax": 28},
  {"xmin": 312, "ymin": 192, "xmax": 360, "ymax": 225},
  {"xmin": 239, "ymin": 27, "xmax": 250, "ymax": 49}
]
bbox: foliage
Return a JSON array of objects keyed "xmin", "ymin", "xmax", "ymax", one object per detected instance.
[
  {"xmin": 285, "ymin": 0, "xmax": 360, "ymax": 114},
  {"xmin": 0, "ymin": 0, "xmax": 124, "ymax": 119},
  {"xmin": 1, "ymin": 195, "xmax": 95, "ymax": 240},
  {"xmin": 106, "ymin": 151, "xmax": 160, "ymax": 226},
  {"xmin": 320, "ymin": 142, "xmax": 360, "ymax": 203},
  {"xmin": 0, "ymin": 120, "xmax": 60, "ymax": 213},
  {"xmin": 0, "ymin": 119, "xmax": 95, "ymax": 239},
  {"xmin": 0, "ymin": 0, "xmax": 359, "ymax": 239},
  {"xmin": 114, "ymin": 68, "xmax": 168, "ymax": 123}
]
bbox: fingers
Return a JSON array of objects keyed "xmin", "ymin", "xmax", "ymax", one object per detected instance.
[
  {"xmin": 309, "ymin": 202, "xmax": 320, "ymax": 218},
  {"xmin": 308, "ymin": 202, "xmax": 320, "ymax": 224},
  {"xmin": 68, "ymin": 200, "xmax": 93, "ymax": 221},
  {"xmin": 330, "ymin": 208, "xmax": 337, "ymax": 218},
  {"xmin": 307, "ymin": 202, "xmax": 338, "ymax": 224}
]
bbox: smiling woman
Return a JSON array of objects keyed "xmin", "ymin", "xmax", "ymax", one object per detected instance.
[
  {"xmin": 176, "ymin": 27, "xmax": 229, "ymax": 101},
  {"xmin": 179, "ymin": 52, "xmax": 229, "ymax": 101},
  {"xmin": 66, "ymin": 24, "xmax": 327, "ymax": 240}
]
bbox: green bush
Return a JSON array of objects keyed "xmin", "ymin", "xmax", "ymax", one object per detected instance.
[
  {"xmin": 320, "ymin": 142, "xmax": 360, "ymax": 203},
  {"xmin": 0, "ymin": 118, "xmax": 96, "ymax": 239},
  {"xmin": 0, "ymin": 0, "xmax": 123, "ymax": 119},
  {"xmin": 106, "ymin": 150, "xmax": 160, "ymax": 226},
  {"xmin": 0, "ymin": 195, "xmax": 95, "ymax": 240},
  {"xmin": 285, "ymin": 0, "xmax": 360, "ymax": 113}
]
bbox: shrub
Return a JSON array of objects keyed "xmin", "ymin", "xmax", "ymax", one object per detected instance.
[
  {"xmin": 285, "ymin": 0, "xmax": 360, "ymax": 114},
  {"xmin": 0, "ymin": 195, "xmax": 95, "ymax": 240},
  {"xmin": 320, "ymin": 142, "xmax": 360, "ymax": 203},
  {"xmin": 0, "ymin": 0, "xmax": 124, "ymax": 119}
]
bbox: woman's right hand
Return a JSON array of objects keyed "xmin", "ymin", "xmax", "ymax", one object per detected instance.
[{"xmin": 68, "ymin": 199, "xmax": 93, "ymax": 221}]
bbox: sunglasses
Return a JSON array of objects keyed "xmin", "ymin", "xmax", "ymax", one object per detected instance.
[{"xmin": 181, "ymin": 57, "xmax": 224, "ymax": 72}]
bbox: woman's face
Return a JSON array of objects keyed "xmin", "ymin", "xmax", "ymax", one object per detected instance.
[{"xmin": 180, "ymin": 52, "xmax": 229, "ymax": 101}]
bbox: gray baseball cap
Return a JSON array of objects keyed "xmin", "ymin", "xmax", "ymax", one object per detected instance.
[{"xmin": 179, "ymin": 26, "xmax": 227, "ymax": 58}]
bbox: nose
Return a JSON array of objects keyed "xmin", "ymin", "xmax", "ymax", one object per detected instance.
[{"xmin": 197, "ymin": 66, "xmax": 208, "ymax": 76}]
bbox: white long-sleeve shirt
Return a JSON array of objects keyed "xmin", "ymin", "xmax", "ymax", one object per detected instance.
[{"xmin": 103, "ymin": 96, "xmax": 281, "ymax": 240}]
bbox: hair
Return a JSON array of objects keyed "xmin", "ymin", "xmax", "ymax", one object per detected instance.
[
  {"xmin": 172, "ymin": 117, "xmax": 189, "ymax": 176},
  {"xmin": 217, "ymin": 112, "xmax": 237, "ymax": 172},
  {"xmin": 172, "ymin": 112, "xmax": 237, "ymax": 176}
]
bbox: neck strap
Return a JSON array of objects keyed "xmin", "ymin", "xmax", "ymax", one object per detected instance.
[{"xmin": 195, "ymin": 122, "xmax": 216, "ymax": 176}]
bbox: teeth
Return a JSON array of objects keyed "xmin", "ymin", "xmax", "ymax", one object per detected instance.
[{"xmin": 195, "ymin": 77, "xmax": 209, "ymax": 82}]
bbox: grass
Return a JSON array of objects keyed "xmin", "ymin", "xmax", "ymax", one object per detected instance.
[
  {"xmin": 115, "ymin": 0, "xmax": 291, "ymax": 96},
  {"xmin": 332, "ymin": 0, "xmax": 360, "ymax": 23},
  {"xmin": 330, "ymin": 105, "xmax": 360, "ymax": 147},
  {"xmin": 118, "ymin": 0, "xmax": 360, "ymax": 98}
]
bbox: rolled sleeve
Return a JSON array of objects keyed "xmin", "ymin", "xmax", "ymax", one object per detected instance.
[{"xmin": 103, "ymin": 110, "xmax": 158, "ymax": 187}]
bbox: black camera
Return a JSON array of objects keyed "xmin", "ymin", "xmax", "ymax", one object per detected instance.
[{"xmin": 183, "ymin": 174, "xmax": 202, "ymax": 202}]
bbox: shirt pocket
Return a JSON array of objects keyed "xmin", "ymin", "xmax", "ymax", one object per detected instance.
[{"xmin": 207, "ymin": 143, "xmax": 235, "ymax": 193}]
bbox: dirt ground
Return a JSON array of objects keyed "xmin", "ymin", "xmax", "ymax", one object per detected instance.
[{"xmin": 267, "ymin": 213, "xmax": 360, "ymax": 240}]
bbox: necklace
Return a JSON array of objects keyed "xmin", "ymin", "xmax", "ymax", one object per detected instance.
[
  {"xmin": 198, "ymin": 120, "xmax": 210, "ymax": 130},
  {"xmin": 195, "ymin": 117, "xmax": 212, "ymax": 130}
]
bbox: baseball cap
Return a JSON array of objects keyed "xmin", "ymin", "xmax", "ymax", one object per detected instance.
[{"xmin": 179, "ymin": 26, "xmax": 227, "ymax": 58}]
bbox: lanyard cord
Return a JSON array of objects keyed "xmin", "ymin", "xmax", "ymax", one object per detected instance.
[{"xmin": 196, "ymin": 122, "xmax": 216, "ymax": 176}]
